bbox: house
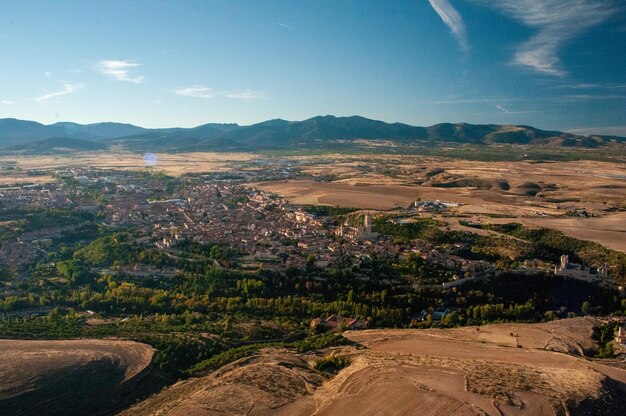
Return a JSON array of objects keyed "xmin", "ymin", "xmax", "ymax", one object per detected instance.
[{"xmin": 416, "ymin": 308, "xmax": 453, "ymax": 322}]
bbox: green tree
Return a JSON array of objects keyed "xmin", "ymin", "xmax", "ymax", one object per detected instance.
[{"xmin": 581, "ymin": 301, "xmax": 590, "ymax": 315}]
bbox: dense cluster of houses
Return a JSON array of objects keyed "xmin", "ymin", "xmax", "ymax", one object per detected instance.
[
  {"xmin": 101, "ymin": 175, "xmax": 399, "ymax": 271},
  {"xmin": 0, "ymin": 182, "xmax": 70, "ymax": 210}
]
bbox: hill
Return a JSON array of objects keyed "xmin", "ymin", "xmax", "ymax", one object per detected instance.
[
  {"xmin": 1, "ymin": 116, "xmax": 624, "ymax": 152},
  {"xmin": 107, "ymin": 116, "xmax": 626, "ymax": 152},
  {"xmin": 122, "ymin": 318, "xmax": 626, "ymax": 416},
  {"xmin": 0, "ymin": 339, "xmax": 158, "ymax": 416},
  {"xmin": 51, "ymin": 121, "xmax": 148, "ymax": 139},
  {"xmin": 0, "ymin": 119, "xmax": 76, "ymax": 147},
  {"xmin": 2, "ymin": 137, "xmax": 107, "ymax": 153}
]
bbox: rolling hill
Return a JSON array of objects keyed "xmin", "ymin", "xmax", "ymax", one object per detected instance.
[
  {"xmin": 122, "ymin": 318, "xmax": 626, "ymax": 416},
  {"xmin": 2, "ymin": 137, "xmax": 107, "ymax": 153},
  {"xmin": 50, "ymin": 121, "xmax": 148, "ymax": 139},
  {"xmin": 0, "ymin": 339, "xmax": 159, "ymax": 416},
  {"xmin": 1, "ymin": 116, "xmax": 624, "ymax": 153}
]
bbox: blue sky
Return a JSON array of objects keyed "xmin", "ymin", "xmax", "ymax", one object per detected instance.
[{"xmin": 0, "ymin": 0, "xmax": 625, "ymax": 135}]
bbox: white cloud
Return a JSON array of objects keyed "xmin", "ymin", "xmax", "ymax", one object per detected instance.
[
  {"xmin": 224, "ymin": 90, "xmax": 264, "ymax": 101},
  {"xmin": 551, "ymin": 83, "xmax": 626, "ymax": 90},
  {"xmin": 44, "ymin": 71, "xmax": 52, "ymax": 78},
  {"xmin": 428, "ymin": 0, "xmax": 469, "ymax": 51},
  {"xmin": 35, "ymin": 83, "xmax": 84, "ymax": 103},
  {"xmin": 174, "ymin": 85, "xmax": 215, "ymax": 98},
  {"xmin": 1, "ymin": 100, "xmax": 15, "ymax": 105},
  {"xmin": 173, "ymin": 86, "xmax": 264, "ymax": 101},
  {"xmin": 479, "ymin": 0, "xmax": 618, "ymax": 76},
  {"xmin": 561, "ymin": 94, "xmax": 624, "ymax": 100},
  {"xmin": 495, "ymin": 104, "xmax": 509, "ymax": 113},
  {"xmin": 434, "ymin": 97, "xmax": 508, "ymax": 104},
  {"xmin": 97, "ymin": 60, "xmax": 144, "ymax": 83}
]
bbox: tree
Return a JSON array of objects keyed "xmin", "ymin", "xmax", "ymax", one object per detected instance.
[
  {"xmin": 47, "ymin": 307, "xmax": 61, "ymax": 322},
  {"xmin": 581, "ymin": 301, "xmax": 590, "ymax": 316},
  {"xmin": 443, "ymin": 310, "xmax": 459, "ymax": 326}
]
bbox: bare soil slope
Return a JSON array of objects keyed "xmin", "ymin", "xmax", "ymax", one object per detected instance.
[
  {"xmin": 120, "ymin": 349, "xmax": 325, "ymax": 416},
  {"xmin": 124, "ymin": 318, "xmax": 626, "ymax": 416},
  {"xmin": 0, "ymin": 339, "xmax": 155, "ymax": 416}
]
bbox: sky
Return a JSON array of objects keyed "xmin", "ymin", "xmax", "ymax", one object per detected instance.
[{"xmin": 0, "ymin": 0, "xmax": 625, "ymax": 135}]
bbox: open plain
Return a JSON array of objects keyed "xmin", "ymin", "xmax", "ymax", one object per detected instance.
[{"xmin": 0, "ymin": 151, "xmax": 256, "ymax": 175}]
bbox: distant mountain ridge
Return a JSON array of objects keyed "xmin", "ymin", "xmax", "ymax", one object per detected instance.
[{"xmin": 0, "ymin": 116, "xmax": 624, "ymax": 153}]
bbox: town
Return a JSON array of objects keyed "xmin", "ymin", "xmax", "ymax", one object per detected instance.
[{"xmin": 2, "ymin": 166, "xmax": 624, "ymax": 328}]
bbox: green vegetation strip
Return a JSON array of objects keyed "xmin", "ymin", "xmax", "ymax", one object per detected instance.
[{"xmin": 185, "ymin": 333, "xmax": 351, "ymax": 376}]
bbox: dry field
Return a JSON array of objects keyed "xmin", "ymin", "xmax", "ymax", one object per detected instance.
[
  {"xmin": 0, "ymin": 339, "xmax": 155, "ymax": 416},
  {"xmin": 0, "ymin": 151, "xmax": 256, "ymax": 177},
  {"xmin": 255, "ymin": 158, "xmax": 626, "ymax": 253},
  {"xmin": 123, "ymin": 318, "xmax": 626, "ymax": 416},
  {"xmin": 257, "ymin": 159, "xmax": 626, "ymax": 214},
  {"xmin": 472, "ymin": 213, "xmax": 626, "ymax": 254},
  {"xmin": 254, "ymin": 180, "xmax": 425, "ymax": 209}
]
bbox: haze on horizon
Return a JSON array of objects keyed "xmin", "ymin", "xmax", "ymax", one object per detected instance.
[{"xmin": 1, "ymin": 0, "xmax": 625, "ymax": 135}]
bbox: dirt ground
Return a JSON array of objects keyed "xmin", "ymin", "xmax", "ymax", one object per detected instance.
[
  {"xmin": 123, "ymin": 318, "xmax": 626, "ymax": 416},
  {"xmin": 0, "ymin": 339, "xmax": 154, "ymax": 416},
  {"xmin": 475, "ymin": 213, "xmax": 626, "ymax": 253},
  {"xmin": 0, "ymin": 151, "xmax": 255, "ymax": 176}
]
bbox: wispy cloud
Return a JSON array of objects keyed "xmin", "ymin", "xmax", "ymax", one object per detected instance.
[
  {"xmin": 44, "ymin": 71, "xmax": 52, "ymax": 78},
  {"xmin": 434, "ymin": 97, "xmax": 508, "ymax": 104},
  {"xmin": 561, "ymin": 94, "xmax": 625, "ymax": 100},
  {"xmin": 1, "ymin": 100, "xmax": 15, "ymax": 105},
  {"xmin": 495, "ymin": 104, "xmax": 509, "ymax": 113},
  {"xmin": 35, "ymin": 83, "xmax": 84, "ymax": 103},
  {"xmin": 550, "ymin": 82, "xmax": 626, "ymax": 90},
  {"xmin": 97, "ymin": 60, "xmax": 144, "ymax": 83},
  {"xmin": 428, "ymin": 0, "xmax": 469, "ymax": 51},
  {"xmin": 174, "ymin": 85, "xmax": 215, "ymax": 98},
  {"xmin": 479, "ymin": 0, "xmax": 618, "ymax": 76},
  {"xmin": 173, "ymin": 86, "xmax": 264, "ymax": 101},
  {"xmin": 224, "ymin": 90, "xmax": 264, "ymax": 101},
  {"xmin": 277, "ymin": 22, "xmax": 294, "ymax": 30}
]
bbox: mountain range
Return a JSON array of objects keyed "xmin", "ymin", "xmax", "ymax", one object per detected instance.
[{"xmin": 1, "ymin": 116, "xmax": 624, "ymax": 153}]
